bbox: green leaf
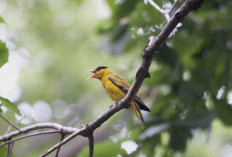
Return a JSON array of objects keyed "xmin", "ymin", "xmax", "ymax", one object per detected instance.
[
  {"xmin": 0, "ymin": 17, "xmax": 4, "ymax": 23},
  {"xmin": 169, "ymin": 126, "xmax": 192, "ymax": 151},
  {"xmin": 79, "ymin": 140, "xmax": 127, "ymax": 157},
  {"xmin": 0, "ymin": 143, "xmax": 15, "ymax": 157},
  {"xmin": 76, "ymin": 0, "xmax": 84, "ymax": 5},
  {"xmin": 0, "ymin": 40, "xmax": 9, "ymax": 68},
  {"xmin": 0, "ymin": 97, "xmax": 21, "ymax": 115},
  {"xmin": 214, "ymin": 99, "xmax": 232, "ymax": 126},
  {"xmin": 0, "ymin": 145, "xmax": 7, "ymax": 157}
]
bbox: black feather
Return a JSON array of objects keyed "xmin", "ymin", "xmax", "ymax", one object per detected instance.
[
  {"xmin": 134, "ymin": 96, "xmax": 150, "ymax": 112},
  {"xmin": 95, "ymin": 66, "xmax": 108, "ymax": 71},
  {"xmin": 109, "ymin": 77, "xmax": 127, "ymax": 93},
  {"xmin": 109, "ymin": 77, "xmax": 150, "ymax": 112}
]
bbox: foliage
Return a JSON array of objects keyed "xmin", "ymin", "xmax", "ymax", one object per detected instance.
[
  {"xmin": 0, "ymin": 145, "xmax": 7, "ymax": 157},
  {"xmin": 0, "ymin": 0, "xmax": 232, "ymax": 157},
  {"xmin": 96, "ymin": 0, "xmax": 232, "ymax": 155},
  {"xmin": 0, "ymin": 17, "xmax": 4, "ymax": 23},
  {"xmin": 79, "ymin": 140, "xmax": 127, "ymax": 157},
  {"xmin": 0, "ymin": 32, "xmax": 20, "ymax": 116},
  {"xmin": 0, "ymin": 40, "xmax": 8, "ymax": 68},
  {"xmin": 0, "ymin": 97, "xmax": 21, "ymax": 115}
]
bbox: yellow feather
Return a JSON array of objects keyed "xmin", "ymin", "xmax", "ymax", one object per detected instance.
[{"xmin": 131, "ymin": 101, "xmax": 145, "ymax": 129}]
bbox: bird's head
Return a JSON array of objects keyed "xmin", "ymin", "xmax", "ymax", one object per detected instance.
[{"xmin": 87, "ymin": 66, "xmax": 111, "ymax": 80}]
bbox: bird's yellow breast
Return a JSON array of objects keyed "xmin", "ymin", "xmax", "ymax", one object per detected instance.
[{"xmin": 101, "ymin": 75, "xmax": 126, "ymax": 101}]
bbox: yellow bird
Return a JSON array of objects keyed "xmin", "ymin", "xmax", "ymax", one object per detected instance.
[{"xmin": 88, "ymin": 66, "xmax": 150, "ymax": 128}]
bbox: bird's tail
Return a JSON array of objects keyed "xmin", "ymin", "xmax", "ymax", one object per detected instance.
[{"xmin": 130, "ymin": 101, "xmax": 145, "ymax": 129}]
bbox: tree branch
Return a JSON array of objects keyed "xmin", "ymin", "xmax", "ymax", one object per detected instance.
[
  {"xmin": 0, "ymin": 130, "xmax": 60, "ymax": 147},
  {"xmin": 0, "ymin": 122, "xmax": 79, "ymax": 142},
  {"xmin": 169, "ymin": 0, "xmax": 180, "ymax": 15},
  {"xmin": 7, "ymin": 142, "xmax": 14, "ymax": 157}
]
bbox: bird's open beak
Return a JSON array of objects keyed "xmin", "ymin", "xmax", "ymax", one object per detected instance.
[{"xmin": 87, "ymin": 70, "xmax": 96, "ymax": 80}]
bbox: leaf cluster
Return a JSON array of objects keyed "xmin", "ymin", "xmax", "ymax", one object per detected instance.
[{"xmin": 96, "ymin": 0, "xmax": 232, "ymax": 155}]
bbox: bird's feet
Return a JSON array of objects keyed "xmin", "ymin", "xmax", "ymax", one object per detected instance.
[
  {"xmin": 109, "ymin": 101, "xmax": 121, "ymax": 109},
  {"xmin": 115, "ymin": 101, "xmax": 121, "ymax": 106}
]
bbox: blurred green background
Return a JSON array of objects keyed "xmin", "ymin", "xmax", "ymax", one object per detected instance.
[{"xmin": 0, "ymin": 0, "xmax": 232, "ymax": 156}]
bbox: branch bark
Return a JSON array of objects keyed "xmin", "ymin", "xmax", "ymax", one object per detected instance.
[
  {"xmin": 0, "ymin": 130, "xmax": 60, "ymax": 147},
  {"xmin": 0, "ymin": 122, "xmax": 79, "ymax": 142}
]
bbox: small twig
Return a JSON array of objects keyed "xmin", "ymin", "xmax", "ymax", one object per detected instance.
[
  {"xmin": 55, "ymin": 133, "xmax": 66, "ymax": 157},
  {"xmin": 147, "ymin": 0, "xmax": 170, "ymax": 21},
  {"xmin": 0, "ymin": 114, "xmax": 20, "ymax": 131},
  {"xmin": 5, "ymin": 126, "xmax": 12, "ymax": 135},
  {"xmin": 7, "ymin": 142, "xmax": 14, "ymax": 157},
  {"xmin": 88, "ymin": 133, "xmax": 94, "ymax": 157},
  {"xmin": 147, "ymin": 0, "xmax": 165, "ymax": 14},
  {"xmin": 0, "ymin": 130, "xmax": 60, "ymax": 147},
  {"xmin": 5, "ymin": 115, "xmax": 24, "ymax": 134},
  {"xmin": 169, "ymin": 0, "xmax": 180, "ymax": 15},
  {"xmin": 39, "ymin": 127, "xmax": 86, "ymax": 157}
]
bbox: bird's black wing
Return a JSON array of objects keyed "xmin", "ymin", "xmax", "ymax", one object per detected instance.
[
  {"xmin": 109, "ymin": 77, "xmax": 150, "ymax": 112},
  {"xmin": 108, "ymin": 77, "xmax": 128, "ymax": 93},
  {"xmin": 134, "ymin": 96, "xmax": 150, "ymax": 112}
]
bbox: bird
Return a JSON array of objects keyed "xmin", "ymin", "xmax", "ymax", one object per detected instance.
[{"xmin": 87, "ymin": 66, "xmax": 150, "ymax": 128}]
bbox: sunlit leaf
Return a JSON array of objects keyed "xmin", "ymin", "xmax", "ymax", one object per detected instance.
[
  {"xmin": 214, "ymin": 99, "xmax": 232, "ymax": 126},
  {"xmin": 79, "ymin": 140, "xmax": 127, "ymax": 157},
  {"xmin": 0, "ymin": 17, "xmax": 4, "ymax": 23},
  {"xmin": 0, "ymin": 145, "xmax": 7, "ymax": 157},
  {"xmin": 0, "ymin": 97, "xmax": 21, "ymax": 115},
  {"xmin": 169, "ymin": 126, "xmax": 192, "ymax": 151},
  {"xmin": 0, "ymin": 144, "xmax": 15, "ymax": 157},
  {"xmin": 0, "ymin": 40, "xmax": 8, "ymax": 68}
]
